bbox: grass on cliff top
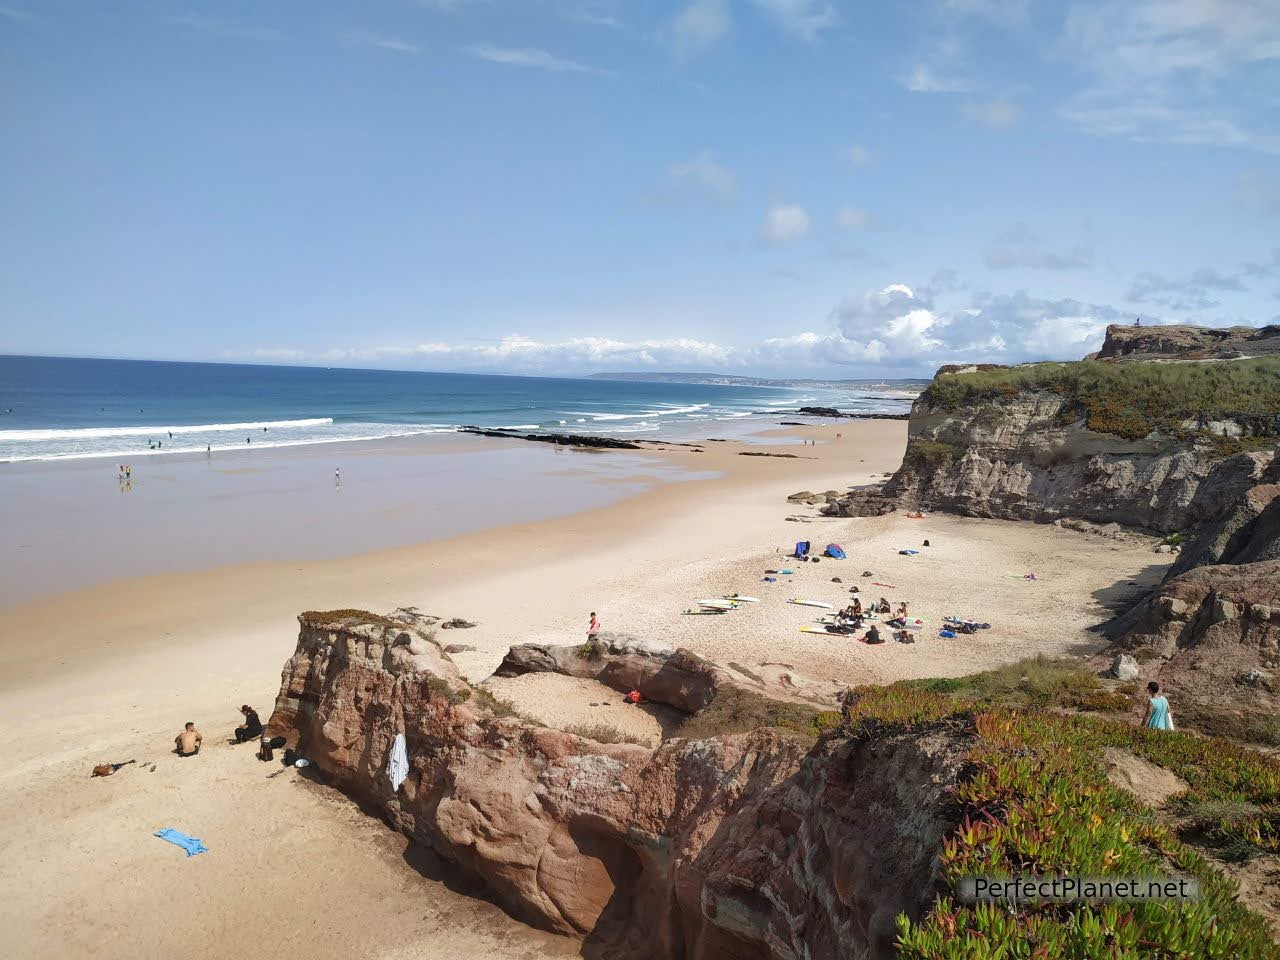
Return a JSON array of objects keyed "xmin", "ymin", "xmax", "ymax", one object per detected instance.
[
  {"xmin": 922, "ymin": 356, "xmax": 1280, "ymax": 442},
  {"xmin": 837, "ymin": 685, "xmax": 1280, "ymax": 959},
  {"xmin": 908, "ymin": 656, "xmax": 1134, "ymax": 714},
  {"xmin": 562, "ymin": 722, "xmax": 649, "ymax": 746},
  {"xmin": 299, "ymin": 609, "xmax": 404, "ymax": 630},
  {"xmin": 676, "ymin": 686, "xmax": 842, "ymax": 742}
]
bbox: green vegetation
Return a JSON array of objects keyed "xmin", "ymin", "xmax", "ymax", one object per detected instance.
[
  {"xmin": 907, "ymin": 656, "xmax": 1135, "ymax": 714},
  {"xmin": 425, "ymin": 675, "xmax": 470, "ymax": 706},
  {"xmin": 1246, "ymin": 715, "xmax": 1280, "ymax": 748},
  {"xmin": 299, "ymin": 609, "xmax": 403, "ymax": 630},
  {"xmin": 676, "ymin": 686, "xmax": 841, "ymax": 741},
  {"xmin": 831, "ymin": 685, "xmax": 1280, "ymax": 958},
  {"xmin": 908, "ymin": 439, "xmax": 958, "ymax": 468},
  {"xmin": 562, "ymin": 722, "xmax": 649, "ymax": 746},
  {"xmin": 576, "ymin": 639, "xmax": 604, "ymax": 661},
  {"xmin": 471, "ymin": 687, "xmax": 533, "ymax": 722},
  {"xmin": 922, "ymin": 356, "xmax": 1280, "ymax": 443}
]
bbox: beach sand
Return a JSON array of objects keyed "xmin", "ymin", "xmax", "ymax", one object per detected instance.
[{"xmin": 0, "ymin": 421, "xmax": 1169, "ymax": 959}]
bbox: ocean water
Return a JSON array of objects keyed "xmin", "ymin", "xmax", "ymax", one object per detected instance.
[{"xmin": 0, "ymin": 355, "xmax": 915, "ymax": 463}]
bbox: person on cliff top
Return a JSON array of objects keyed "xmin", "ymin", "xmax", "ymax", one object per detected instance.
[
  {"xmin": 175, "ymin": 722, "xmax": 202, "ymax": 757},
  {"xmin": 234, "ymin": 705, "xmax": 263, "ymax": 743},
  {"xmin": 1142, "ymin": 681, "xmax": 1174, "ymax": 731},
  {"xmin": 588, "ymin": 612, "xmax": 600, "ymax": 641}
]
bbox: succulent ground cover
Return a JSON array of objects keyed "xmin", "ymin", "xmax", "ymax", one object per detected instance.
[{"xmin": 839, "ymin": 684, "xmax": 1280, "ymax": 958}]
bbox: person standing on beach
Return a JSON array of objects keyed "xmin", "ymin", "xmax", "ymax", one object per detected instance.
[
  {"xmin": 588, "ymin": 611, "xmax": 600, "ymax": 641},
  {"xmin": 335, "ymin": 467, "xmax": 341, "ymax": 486},
  {"xmin": 1142, "ymin": 681, "xmax": 1174, "ymax": 731}
]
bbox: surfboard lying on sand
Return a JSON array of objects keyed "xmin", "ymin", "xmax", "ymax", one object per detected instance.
[
  {"xmin": 788, "ymin": 599, "xmax": 835, "ymax": 609},
  {"xmin": 800, "ymin": 626, "xmax": 836, "ymax": 634},
  {"xmin": 698, "ymin": 600, "xmax": 738, "ymax": 610},
  {"xmin": 724, "ymin": 595, "xmax": 760, "ymax": 603}
]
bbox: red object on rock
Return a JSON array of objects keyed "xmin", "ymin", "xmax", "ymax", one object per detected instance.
[{"xmin": 626, "ymin": 690, "xmax": 643, "ymax": 704}]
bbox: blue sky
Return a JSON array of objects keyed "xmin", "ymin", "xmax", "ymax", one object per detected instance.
[{"xmin": 1, "ymin": 0, "xmax": 1278, "ymax": 378}]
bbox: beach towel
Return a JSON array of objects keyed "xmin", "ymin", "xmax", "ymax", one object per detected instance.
[
  {"xmin": 154, "ymin": 828, "xmax": 207, "ymax": 857},
  {"xmin": 871, "ymin": 582, "xmax": 898, "ymax": 589},
  {"xmin": 939, "ymin": 629, "xmax": 957, "ymax": 638},
  {"xmin": 388, "ymin": 733, "xmax": 409, "ymax": 793}
]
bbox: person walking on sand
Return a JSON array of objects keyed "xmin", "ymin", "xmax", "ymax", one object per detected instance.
[
  {"xmin": 1142, "ymin": 681, "xmax": 1174, "ymax": 731},
  {"xmin": 588, "ymin": 611, "xmax": 600, "ymax": 641},
  {"xmin": 174, "ymin": 722, "xmax": 203, "ymax": 757},
  {"xmin": 335, "ymin": 467, "xmax": 341, "ymax": 486}
]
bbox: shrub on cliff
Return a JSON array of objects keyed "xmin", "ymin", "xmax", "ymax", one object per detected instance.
[
  {"xmin": 923, "ymin": 356, "xmax": 1280, "ymax": 443},
  {"xmin": 838, "ymin": 686, "xmax": 1280, "ymax": 958}
]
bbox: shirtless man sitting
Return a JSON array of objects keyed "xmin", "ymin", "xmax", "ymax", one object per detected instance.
[{"xmin": 175, "ymin": 722, "xmax": 202, "ymax": 757}]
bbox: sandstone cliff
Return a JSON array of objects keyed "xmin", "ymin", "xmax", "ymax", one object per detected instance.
[
  {"xmin": 824, "ymin": 340, "xmax": 1279, "ymax": 535},
  {"xmin": 267, "ymin": 611, "xmax": 965, "ymax": 960},
  {"xmin": 1092, "ymin": 322, "xmax": 1280, "ymax": 360}
]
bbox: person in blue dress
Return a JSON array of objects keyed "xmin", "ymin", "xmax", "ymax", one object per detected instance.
[{"xmin": 1142, "ymin": 681, "xmax": 1173, "ymax": 731}]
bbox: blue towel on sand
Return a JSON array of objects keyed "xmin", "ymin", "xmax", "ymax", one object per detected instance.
[{"xmin": 155, "ymin": 827, "xmax": 208, "ymax": 857}]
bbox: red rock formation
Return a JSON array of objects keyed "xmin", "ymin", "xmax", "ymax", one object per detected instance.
[
  {"xmin": 1109, "ymin": 561, "xmax": 1280, "ymax": 718},
  {"xmin": 493, "ymin": 633, "xmax": 848, "ymax": 712},
  {"xmin": 267, "ymin": 611, "xmax": 966, "ymax": 959}
]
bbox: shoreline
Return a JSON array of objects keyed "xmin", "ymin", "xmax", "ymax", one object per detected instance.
[{"xmin": 0, "ymin": 417, "xmax": 1172, "ymax": 960}]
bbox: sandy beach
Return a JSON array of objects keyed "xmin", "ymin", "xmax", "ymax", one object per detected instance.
[{"xmin": 0, "ymin": 420, "xmax": 1169, "ymax": 960}]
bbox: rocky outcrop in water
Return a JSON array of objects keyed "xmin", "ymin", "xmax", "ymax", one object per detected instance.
[
  {"xmin": 267, "ymin": 612, "xmax": 966, "ymax": 959},
  {"xmin": 460, "ymin": 427, "xmax": 646, "ymax": 450}
]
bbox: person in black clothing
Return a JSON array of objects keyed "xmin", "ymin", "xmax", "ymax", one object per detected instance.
[{"xmin": 235, "ymin": 704, "xmax": 263, "ymax": 743}]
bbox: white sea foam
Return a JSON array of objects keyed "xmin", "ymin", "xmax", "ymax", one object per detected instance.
[{"xmin": 0, "ymin": 417, "xmax": 335, "ymax": 442}]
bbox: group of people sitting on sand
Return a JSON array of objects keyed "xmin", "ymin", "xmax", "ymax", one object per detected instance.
[
  {"xmin": 173, "ymin": 705, "xmax": 263, "ymax": 757},
  {"xmin": 827, "ymin": 592, "xmax": 915, "ymax": 643}
]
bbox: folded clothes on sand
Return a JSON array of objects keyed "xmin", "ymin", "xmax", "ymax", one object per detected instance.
[{"xmin": 154, "ymin": 827, "xmax": 208, "ymax": 857}]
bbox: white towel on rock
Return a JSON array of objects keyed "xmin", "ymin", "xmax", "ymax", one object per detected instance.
[{"xmin": 388, "ymin": 733, "xmax": 409, "ymax": 792}]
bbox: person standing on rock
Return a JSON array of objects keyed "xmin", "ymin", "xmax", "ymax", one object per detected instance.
[
  {"xmin": 1142, "ymin": 681, "xmax": 1174, "ymax": 731},
  {"xmin": 588, "ymin": 611, "xmax": 600, "ymax": 641}
]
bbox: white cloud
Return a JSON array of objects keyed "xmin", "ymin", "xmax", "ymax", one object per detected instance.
[
  {"xmin": 466, "ymin": 45, "xmax": 600, "ymax": 73},
  {"xmin": 985, "ymin": 224, "xmax": 1092, "ymax": 270},
  {"xmin": 347, "ymin": 33, "xmax": 420, "ymax": 55},
  {"xmin": 0, "ymin": 5, "xmax": 39, "ymax": 24},
  {"xmin": 903, "ymin": 62, "xmax": 970, "ymax": 93},
  {"xmin": 1060, "ymin": 0, "xmax": 1280, "ymax": 154},
  {"xmin": 963, "ymin": 98, "xmax": 1021, "ymax": 129},
  {"xmin": 163, "ymin": 14, "xmax": 278, "ymax": 42},
  {"xmin": 844, "ymin": 143, "xmax": 873, "ymax": 166},
  {"xmin": 748, "ymin": 0, "xmax": 838, "ymax": 41},
  {"xmin": 244, "ymin": 281, "xmax": 1139, "ymax": 376},
  {"xmin": 665, "ymin": 0, "xmax": 731, "ymax": 58},
  {"xmin": 1239, "ymin": 171, "xmax": 1280, "ymax": 218},
  {"xmin": 943, "ymin": 0, "xmax": 1029, "ymax": 26},
  {"xmin": 761, "ymin": 204, "xmax": 811, "ymax": 244},
  {"xmin": 650, "ymin": 152, "xmax": 737, "ymax": 207},
  {"xmin": 836, "ymin": 207, "xmax": 874, "ymax": 230}
]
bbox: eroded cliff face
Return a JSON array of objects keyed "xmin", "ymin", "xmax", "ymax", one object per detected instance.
[
  {"xmin": 847, "ymin": 389, "xmax": 1272, "ymax": 534},
  {"xmin": 267, "ymin": 612, "xmax": 966, "ymax": 960},
  {"xmin": 1093, "ymin": 322, "xmax": 1280, "ymax": 360}
]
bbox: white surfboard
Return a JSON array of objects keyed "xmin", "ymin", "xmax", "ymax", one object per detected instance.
[
  {"xmin": 723, "ymin": 595, "xmax": 760, "ymax": 603},
  {"xmin": 698, "ymin": 600, "xmax": 737, "ymax": 610},
  {"xmin": 788, "ymin": 599, "xmax": 835, "ymax": 609}
]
